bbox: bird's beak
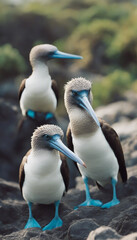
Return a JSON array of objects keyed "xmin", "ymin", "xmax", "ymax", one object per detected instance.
[
  {"xmin": 49, "ymin": 137, "xmax": 86, "ymax": 167},
  {"xmin": 49, "ymin": 50, "xmax": 83, "ymax": 59},
  {"xmin": 78, "ymin": 95, "xmax": 100, "ymax": 127}
]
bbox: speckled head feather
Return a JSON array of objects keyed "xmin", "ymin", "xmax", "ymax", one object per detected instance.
[
  {"xmin": 64, "ymin": 77, "xmax": 92, "ymax": 92},
  {"xmin": 64, "ymin": 77, "xmax": 93, "ymax": 113},
  {"xmin": 31, "ymin": 124, "xmax": 64, "ymax": 149},
  {"xmin": 29, "ymin": 44, "xmax": 57, "ymax": 66}
]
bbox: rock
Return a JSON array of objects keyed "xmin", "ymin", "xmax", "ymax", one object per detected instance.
[
  {"xmin": 121, "ymin": 132, "xmax": 137, "ymax": 167},
  {"xmin": 0, "ymin": 229, "xmax": 59, "ymax": 240},
  {"xmin": 87, "ymin": 226, "xmax": 121, "ymax": 240},
  {"xmin": 109, "ymin": 204, "xmax": 137, "ymax": 236},
  {"xmin": 68, "ymin": 218, "xmax": 99, "ymax": 240},
  {"xmin": 96, "ymin": 91, "xmax": 137, "ymax": 126},
  {"xmin": 112, "ymin": 119, "xmax": 137, "ymax": 140},
  {"xmin": 127, "ymin": 165, "xmax": 137, "ymax": 178},
  {"xmin": 0, "ymin": 98, "xmax": 20, "ymax": 181},
  {"xmin": 1, "ymin": 164, "xmax": 137, "ymax": 239},
  {"xmin": 121, "ymin": 232, "xmax": 137, "ymax": 240},
  {"xmin": 0, "ymin": 81, "xmax": 18, "ymax": 102},
  {"xmin": 96, "ymin": 101, "xmax": 136, "ymax": 125}
]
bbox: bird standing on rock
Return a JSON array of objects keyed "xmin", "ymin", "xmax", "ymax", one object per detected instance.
[
  {"xmin": 64, "ymin": 77, "xmax": 127, "ymax": 209},
  {"xmin": 19, "ymin": 124, "xmax": 86, "ymax": 230},
  {"xmin": 16, "ymin": 44, "xmax": 82, "ymax": 153},
  {"xmin": 19, "ymin": 44, "xmax": 83, "ymax": 124}
]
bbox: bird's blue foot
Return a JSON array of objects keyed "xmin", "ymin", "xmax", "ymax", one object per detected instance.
[
  {"xmin": 101, "ymin": 178, "xmax": 120, "ymax": 209},
  {"xmin": 101, "ymin": 198, "xmax": 120, "ymax": 209},
  {"xmin": 42, "ymin": 216, "xmax": 63, "ymax": 231},
  {"xmin": 24, "ymin": 217, "xmax": 41, "ymax": 229},
  {"xmin": 74, "ymin": 198, "xmax": 102, "ymax": 210},
  {"xmin": 74, "ymin": 177, "xmax": 102, "ymax": 209}
]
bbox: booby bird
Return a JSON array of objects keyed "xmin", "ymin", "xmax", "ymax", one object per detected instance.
[
  {"xmin": 19, "ymin": 124, "xmax": 85, "ymax": 230},
  {"xmin": 19, "ymin": 44, "xmax": 82, "ymax": 123},
  {"xmin": 64, "ymin": 77, "xmax": 127, "ymax": 209}
]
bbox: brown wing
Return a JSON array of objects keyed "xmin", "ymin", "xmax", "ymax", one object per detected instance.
[
  {"xmin": 18, "ymin": 79, "xmax": 26, "ymax": 101},
  {"xmin": 60, "ymin": 152, "xmax": 69, "ymax": 192},
  {"xmin": 66, "ymin": 123, "xmax": 80, "ymax": 172},
  {"xmin": 19, "ymin": 149, "xmax": 31, "ymax": 194},
  {"xmin": 100, "ymin": 118, "xmax": 127, "ymax": 183},
  {"xmin": 66, "ymin": 123, "xmax": 74, "ymax": 152},
  {"xmin": 51, "ymin": 80, "xmax": 59, "ymax": 103}
]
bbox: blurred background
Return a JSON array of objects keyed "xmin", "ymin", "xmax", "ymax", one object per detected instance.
[{"xmin": 1, "ymin": 0, "xmax": 137, "ymax": 183}]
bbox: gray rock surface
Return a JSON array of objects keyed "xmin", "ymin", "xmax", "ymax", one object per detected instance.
[
  {"xmin": 96, "ymin": 91, "xmax": 137, "ymax": 126},
  {"xmin": 68, "ymin": 219, "xmax": 99, "ymax": 240},
  {"xmin": 1, "ymin": 176, "xmax": 137, "ymax": 239},
  {"xmin": 87, "ymin": 226, "xmax": 121, "ymax": 240}
]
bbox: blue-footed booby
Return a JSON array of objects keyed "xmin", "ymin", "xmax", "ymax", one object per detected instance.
[
  {"xmin": 64, "ymin": 77, "xmax": 127, "ymax": 209},
  {"xmin": 19, "ymin": 44, "xmax": 82, "ymax": 123},
  {"xmin": 19, "ymin": 124, "xmax": 85, "ymax": 230}
]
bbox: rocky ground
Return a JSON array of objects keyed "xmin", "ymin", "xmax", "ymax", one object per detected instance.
[{"xmin": 1, "ymin": 89, "xmax": 137, "ymax": 239}]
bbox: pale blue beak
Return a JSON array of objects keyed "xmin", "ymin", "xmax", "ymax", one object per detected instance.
[
  {"xmin": 49, "ymin": 50, "xmax": 83, "ymax": 59},
  {"xmin": 49, "ymin": 135, "xmax": 86, "ymax": 167},
  {"xmin": 79, "ymin": 95, "xmax": 100, "ymax": 127},
  {"xmin": 72, "ymin": 90, "xmax": 100, "ymax": 127}
]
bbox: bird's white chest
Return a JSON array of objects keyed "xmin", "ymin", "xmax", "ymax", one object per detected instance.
[
  {"xmin": 22, "ymin": 150, "xmax": 65, "ymax": 204},
  {"xmin": 20, "ymin": 72, "xmax": 57, "ymax": 115},
  {"xmin": 72, "ymin": 128, "xmax": 119, "ymax": 186}
]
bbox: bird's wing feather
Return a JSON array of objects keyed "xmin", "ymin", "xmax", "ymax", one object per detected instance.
[
  {"xmin": 100, "ymin": 118, "xmax": 127, "ymax": 183},
  {"xmin": 51, "ymin": 80, "xmax": 59, "ymax": 103},
  {"xmin": 66, "ymin": 123, "xmax": 79, "ymax": 172},
  {"xmin": 66, "ymin": 123, "xmax": 74, "ymax": 152},
  {"xmin": 60, "ymin": 152, "xmax": 69, "ymax": 192},
  {"xmin": 18, "ymin": 79, "xmax": 26, "ymax": 101},
  {"xmin": 19, "ymin": 149, "xmax": 31, "ymax": 193}
]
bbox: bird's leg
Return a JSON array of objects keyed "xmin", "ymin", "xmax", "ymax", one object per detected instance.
[
  {"xmin": 24, "ymin": 202, "xmax": 41, "ymax": 229},
  {"xmin": 101, "ymin": 178, "xmax": 120, "ymax": 209},
  {"xmin": 43, "ymin": 200, "xmax": 63, "ymax": 231},
  {"xmin": 74, "ymin": 176, "xmax": 102, "ymax": 209}
]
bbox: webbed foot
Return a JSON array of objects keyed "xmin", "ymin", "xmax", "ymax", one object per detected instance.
[
  {"xmin": 74, "ymin": 198, "xmax": 102, "ymax": 210},
  {"xmin": 101, "ymin": 199, "xmax": 120, "ymax": 209},
  {"xmin": 42, "ymin": 216, "xmax": 63, "ymax": 231},
  {"xmin": 24, "ymin": 217, "xmax": 41, "ymax": 229}
]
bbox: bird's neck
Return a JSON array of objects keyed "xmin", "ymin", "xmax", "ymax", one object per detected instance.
[
  {"xmin": 69, "ymin": 108, "xmax": 99, "ymax": 136},
  {"xmin": 30, "ymin": 149, "xmax": 61, "ymax": 175},
  {"xmin": 31, "ymin": 62, "xmax": 51, "ymax": 86},
  {"xmin": 32, "ymin": 62, "xmax": 50, "ymax": 77}
]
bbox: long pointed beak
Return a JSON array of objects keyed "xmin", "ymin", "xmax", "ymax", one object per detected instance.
[
  {"xmin": 49, "ymin": 50, "xmax": 83, "ymax": 59},
  {"xmin": 79, "ymin": 96, "xmax": 100, "ymax": 127},
  {"xmin": 49, "ymin": 138, "xmax": 86, "ymax": 167}
]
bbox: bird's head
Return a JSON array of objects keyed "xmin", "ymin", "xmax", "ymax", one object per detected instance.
[
  {"xmin": 64, "ymin": 77, "xmax": 100, "ymax": 128},
  {"xmin": 31, "ymin": 124, "xmax": 86, "ymax": 167},
  {"xmin": 29, "ymin": 44, "xmax": 83, "ymax": 67}
]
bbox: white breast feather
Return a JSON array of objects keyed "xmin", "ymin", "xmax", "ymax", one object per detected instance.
[
  {"xmin": 22, "ymin": 150, "xmax": 65, "ymax": 204},
  {"xmin": 20, "ymin": 70, "xmax": 57, "ymax": 115},
  {"xmin": 72, "ymin": 128, "xmax": 119, "ymax": 186}
]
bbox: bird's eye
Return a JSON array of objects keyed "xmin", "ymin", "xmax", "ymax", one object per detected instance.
[
  {"xmin": 72, "ymin": 90, "xmax": 78, "ymax": 96},
  {"xmin": 43, "ymin": 134, "xmax": 51, "ymax": 140}
]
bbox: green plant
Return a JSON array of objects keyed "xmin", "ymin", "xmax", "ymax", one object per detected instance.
[
  {"xmin": 0, "ymin": 44, "xmax": 26, "ymax": 80},
  {"xmin": 93, "ymin": 69, "xmax": 132, "ymax": 108}
]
